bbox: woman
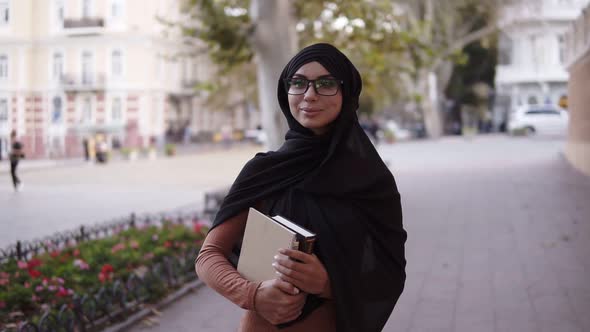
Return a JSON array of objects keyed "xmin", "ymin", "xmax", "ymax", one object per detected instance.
[{"xmin": 196, "ymin": 43, "xmax": 406, "ymax": 332}]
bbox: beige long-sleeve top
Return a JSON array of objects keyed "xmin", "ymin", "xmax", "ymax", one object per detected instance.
[{"xmin": 195, "ymin": 210, "xmax": 336, "ymax": 332}]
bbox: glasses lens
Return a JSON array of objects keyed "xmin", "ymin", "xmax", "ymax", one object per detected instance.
[
  {"xmin": 286, "ymin": 78, "xmax": 309, "ymax": 95},
  {"xmin": 315, "ymin": 79, "xmax": 339, "ymax": 96}
]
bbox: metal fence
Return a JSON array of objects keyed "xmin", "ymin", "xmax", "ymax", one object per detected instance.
[{"xmin": 0, "ymin": 210, "xmax": 207, "ymax": 332}]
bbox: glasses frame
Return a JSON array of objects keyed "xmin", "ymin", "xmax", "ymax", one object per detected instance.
[{"xmin": 283, "ymin": 78, "xmax": 344, "ymax": 96}]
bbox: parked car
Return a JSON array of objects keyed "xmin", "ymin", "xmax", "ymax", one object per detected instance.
[{"xmin": 508, "ymin": 105, "xmax": 569, "ymax": 136}]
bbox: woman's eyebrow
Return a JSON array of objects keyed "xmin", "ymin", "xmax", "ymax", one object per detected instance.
[{"xmin": 292, "ymin": 74, "xmax": 335, "ymax": 79}]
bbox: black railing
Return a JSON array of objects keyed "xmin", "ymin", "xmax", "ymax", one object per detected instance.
[{"xmin": 63, "ymin": 18, "xmax": 104, "ymax": 29}]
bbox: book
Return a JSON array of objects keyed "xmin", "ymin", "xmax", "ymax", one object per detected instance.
[{"xmin": 237, "ymin": 208, "xmax": 316, "ymax": 282}]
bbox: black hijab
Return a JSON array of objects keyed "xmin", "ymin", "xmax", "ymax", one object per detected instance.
[{"xmin": 210, "ymin": 43, "xmax": 406, "ymax": 332}]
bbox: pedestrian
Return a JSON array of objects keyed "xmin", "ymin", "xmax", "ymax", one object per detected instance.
[
  {"xmin": 9, "ymin": 130, "xmax": 25, "ymax": 191},
  {"xmin": 82, "ymin": 137, "xmax": 90, "ymax": 161},
  {"xmin": 195, "ymin": 43, "xmax": 406, "ymax": 331}
]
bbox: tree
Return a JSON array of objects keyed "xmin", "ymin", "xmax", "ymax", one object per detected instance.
[
  {"xmin": 172, "ymin": 0, "xmax": 516, "ymax": 146},
  {"xmin": 172, "ymin": 0, "xmax": 295, "ymax": 149},
  {"xmin": 389, "ymin": 0, "xmax": 517, "ymax": 137}
]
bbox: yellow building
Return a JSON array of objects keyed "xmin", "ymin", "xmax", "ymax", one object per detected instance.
[
  {"xmin": 565, "ymin": 2, "xmax": 590, "ymax": 176},
  {"xmin": 0, "ymin": 0, "xmax": 246, "ymax": 158}
]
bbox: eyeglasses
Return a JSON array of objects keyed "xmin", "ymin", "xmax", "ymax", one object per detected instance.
[{"xmin": 284, "ymin": 78, "xmax": 343, "ymax": 96}]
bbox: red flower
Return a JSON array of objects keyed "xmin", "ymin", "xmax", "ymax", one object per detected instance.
[
  {"xmin": 56, "ymin": 287, "xmax": 69, "ymax": 297},
  {"xmin": 0, "ymin": 301, "xmax": 5, "ymax": 309},
  {"xmin": 73, "ymin": 249, "xmax": 80, "ymax": 257},
  {"xmin": 101, "ymin": 264, "xmax": 114, "ymax": 274},
  {"xmin": 164, "ymin": 241, "xmax": 172, "ymax": 248},
  {"xmin": 27, "ymin": 258, "xmax": 42, "ymax": 269},
  {"xmin": 98, "ymin": 264, "xmax": 115, "ymax": 283},
  {"xmin": 50, "ymin": 251, "xmax": 60, "ymax": 258},
  {"xmin": 28, "ymin": 269, "xmax": 42, "ymax": 278},
  {"xmin": 193, "ymin": 222, "xmax": 204, "ymax": 233}
]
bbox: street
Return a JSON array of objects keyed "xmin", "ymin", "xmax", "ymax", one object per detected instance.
[{"xmin": 2, "ymin": 135, "xmax": 589, "ymax": 332}]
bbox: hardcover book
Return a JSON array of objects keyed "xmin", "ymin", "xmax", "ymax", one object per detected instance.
[{"xmin": 237, "ymin": 208, "xmax": 316, "ymax": 282}]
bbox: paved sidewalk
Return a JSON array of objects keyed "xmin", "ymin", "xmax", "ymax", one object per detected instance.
[
  {"xmin": 125, "ymin": 136, "xmax": 590, "ymax": 332},
  {"xmin": 0, "ymin": 144, "xmax": 262, "ymax": 247},
  {"xmin": 0, "ymin": 142, "xmax": 254, "ymax": 175}
]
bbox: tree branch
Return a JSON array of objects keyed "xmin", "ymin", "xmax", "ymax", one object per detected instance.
[{"xmin": 432, "ymin": 23, "xmax": 498, "ymax": 70}]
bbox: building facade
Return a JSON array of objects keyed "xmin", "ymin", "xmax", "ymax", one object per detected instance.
[
  {"xmin": 493, "ymin": 0, "xmax": 590, "ymax": 129},
  {"xmin": 0, "ymin": 0, "xmax": 250, "ymax": 159},
  {"xmin": 565, "ymin": 1, "xmax": 590, "ymax": 175}
]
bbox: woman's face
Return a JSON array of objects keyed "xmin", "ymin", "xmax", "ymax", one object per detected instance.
[{"xmin": 287, "ymin": 62, "xmax": 343, "ymax": 135}]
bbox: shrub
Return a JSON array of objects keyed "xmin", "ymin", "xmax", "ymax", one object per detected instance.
[{"xmin": 0, "ymin": 220, "xmax": 208, "ymax": 329}]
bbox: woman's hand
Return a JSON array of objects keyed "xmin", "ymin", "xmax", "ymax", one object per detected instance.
[
  {"xmin": 254, "ymin": 279, "xmax": 306, "ymax": 325},
  {"xmin": 273, "ymin": 248, "xmax": 331, "ymax": 296}
]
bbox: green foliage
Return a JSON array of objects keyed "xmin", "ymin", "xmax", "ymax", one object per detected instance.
[
  {"xmin": 178, "ymin": 0, "xmax": 253, "ymax": 70},
  {"xmin": 172, "ymin": 0, "xmax": 502, "ymax": 117}
]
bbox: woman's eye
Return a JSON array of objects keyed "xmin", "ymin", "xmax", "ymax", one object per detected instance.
[
  {"xmin": 291, "ymin": 79, "xmax": 307, "ymax": 88},
  {"xmin": 317, "ymin": 79, "xmax": 336, "ymax": 88}
]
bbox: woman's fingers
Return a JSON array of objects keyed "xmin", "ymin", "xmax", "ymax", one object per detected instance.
[
  {"xmin": 278, "ymin": 248, "xmax": 313, "ymax": 263},
  {"xmin": 272, "ymin": 278, "xmax": 300, "ymax": 295}
]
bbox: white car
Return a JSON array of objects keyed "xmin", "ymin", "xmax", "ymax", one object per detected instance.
[{"xmin": 508, "ymin": 105, "xmax": 569, "ymax": 136}]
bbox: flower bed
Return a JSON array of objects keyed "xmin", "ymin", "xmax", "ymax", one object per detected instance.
[{"xmin": 0, "ymin": 216, "xmax": 208, "ymax": 331}]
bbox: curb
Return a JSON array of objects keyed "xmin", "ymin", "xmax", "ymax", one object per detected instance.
[{"xmin": 103, "ymin": 279, "xmax": 205, "ymax": 332}]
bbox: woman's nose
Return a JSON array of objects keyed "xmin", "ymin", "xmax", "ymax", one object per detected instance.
[{"xmin": 304, "ymin": 82, "xmax": 318, "ymax": 100}]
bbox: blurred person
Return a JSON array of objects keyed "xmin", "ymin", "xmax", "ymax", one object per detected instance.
[
  {"xmin": 196, "ymin": 43, "xmax": 406, "ymax": 331},
  {"xmin": 95, "ymin": 135, "xmax": 108, "ymax": 164},
  {"xmin": 9, "ymin": 130, "xmax": 25, "ymax": 192},
  {"xmin": 82, "ymin": 137, "xmax": 90, "ymax": 161},
  {"xmin": 220, "ymin": 124, "xmax": 233, "ymax": 149}
]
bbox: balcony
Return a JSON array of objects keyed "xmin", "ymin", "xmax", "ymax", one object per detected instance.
[
  {"xmin": 495, "ymin": 65, "xmax": 568, "ymax": 85},
  {"xmin": 63, "ymin": 17, "xmax": 105, "ymax": 36},
  {"xmin": 60, "ymin": 73, "xmax": 106, "ymax": 92},
  {"xmin": 500, "ymin": 0, "xmax": 587, "ymax": 26}
]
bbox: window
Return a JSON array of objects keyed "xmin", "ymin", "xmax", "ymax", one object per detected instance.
[
  {"xmin": 111, "ymin": 97, "xmax": 122, "ymax": 122},
  {"xmin": 52, "ymin": 96, "xmax": 63, "ymax": 123},
  {"xmin": 82, "ymin": 0, "xmax": 92, "ymax": 18},
  {"xmin": 0, "ymin": 99, "xmax": 7, "ymax": 123},
  {"xmin": 527, "ymin": 96, "xmax": 538, "ymax": 105},
  {"xmin": 111, "ymin": 0, "xmax": 122, "ymax": 19},
  {"xmin": 0, "ymin": 1, "xmax": 9, "ymax": 26},
  {"xmin": 498, "ymin": 34, "xmax": 513, "ymax": 65},
  {"xmin": 0, "ymin": 55, "xmax": 7, "ymax": 79},
  {"xmin": 526, "ymin": 107, "xmax": 560, "ymax": 115},
  {"xmin": 52, "ymin": 52, "xmax": 63, "ymax": 81},
  {"xmin": 55, "ymin": 0, "xmax": 64, "ymax": 23},
  {"xmin": 81, "ymin": 51, "xmax": 93, "ymax": 84},
  {"xmin": 111, "ymin": 50, "xmax": 122, "ymax": 77},
  {"xmin": 81, "ymin": 97, "xmax": 92, "ymax": 123},
  {"xmin": 558, "ymin": 34, "xmax": 566, "ymax": 64}
]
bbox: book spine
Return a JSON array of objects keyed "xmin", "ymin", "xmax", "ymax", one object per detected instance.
[{"xmin": 298, "ymin": 237, "xmax": 315, "ymax": 254}]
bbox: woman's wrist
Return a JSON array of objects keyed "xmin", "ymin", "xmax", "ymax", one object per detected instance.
[{"xmin": 251, "ymin": 281, "xmax": 263, "ymax": 311}]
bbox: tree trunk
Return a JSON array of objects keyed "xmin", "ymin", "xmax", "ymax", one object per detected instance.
[
  {"xmin": 416, "ymin": 70, "xmax": 443, "ymax": 138},
  {"xmin": 250, "ymin": 0, "xmax": 296, "ymax": 150}
]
